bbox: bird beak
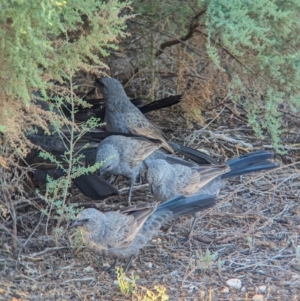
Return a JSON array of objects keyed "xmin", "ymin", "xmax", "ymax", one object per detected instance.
[
  {"xmin": 70, "ymin": 219, "xmax": 80, "ymax": 228},
  {"xmin": 95, "ymin": 78, "xmax": 104, "ymax": 88}
]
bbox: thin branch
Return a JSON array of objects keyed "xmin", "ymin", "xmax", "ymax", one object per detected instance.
[
  {"xmin": 17, "ymin": 214, "xmax": 44, "ymax": 262},
  {"xmin": 29, "ymin": 246, "xmax": 71, "ymax": 257},
  {"xmin": 154, "ymin": 9, "xmax": 206, "ymax": 57},
  {"xmin": 63, "ymin": 277, "xmax": 96, "ymax": 283}
]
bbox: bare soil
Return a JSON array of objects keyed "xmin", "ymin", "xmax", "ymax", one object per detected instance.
[{"xmin": 1, "ymin": 101, "xmax": 300, "ymax": 301}]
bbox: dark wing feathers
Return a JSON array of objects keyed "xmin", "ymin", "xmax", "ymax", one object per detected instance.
[
  {"xmin": 105, "ymin": 204, "xmax": 156, "ymax": 248},
  {"xmin": 126, "ymin": 112, "xmax": 174, "ymax": 153},
  {"xmin": 129, "ymin": 137, "xmax": 162, "ymax": 168}
]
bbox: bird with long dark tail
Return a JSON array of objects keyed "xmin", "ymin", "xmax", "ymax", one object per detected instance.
[
  {"xmin": 71, "ymin": 194, "xmax": 217, "ymax": 270},
  {"xmin": 146, "ymin": 150, "xmax": 278, "ymax": 239},
  {"xmin": 96, "ymin": 77, "xmax": 174, "ymax": 153}
]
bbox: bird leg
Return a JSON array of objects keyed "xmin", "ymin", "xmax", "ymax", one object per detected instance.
[
  {"xmin": 125, "ymin": 255, "xmax": 134, "ymax": 273},
  {"xmin": 137, "ymin": 173, "xmax": 142, "ymax": 184},
  {"xmin": 186, "ymin": 216, "xmax": 198, "ymax": 246},
  {"xmin": 183, "ymin": 216, "xmax": 198, "ymax": 252},
  {"xmin": 166, "ymin": 220, "xmax": 176, "ymax": 234},
  {"xmin": 108, "ymin": 174, "xmax": 118, "ymax": 185},
  {"xmin": 110, "ymin": 258, "xmax": 118, "ymax": 269},
  {"xmin": 128, "ymin": 181, "xmax": 134, "ymax": 206}
]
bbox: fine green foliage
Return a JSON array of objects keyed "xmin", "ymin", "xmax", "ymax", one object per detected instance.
[
  {"xmin": 37, "ymin": 85, "xmax": 103, "ymax": 230},
  {"xmin": 132, "ymin": 0, "xmax": 300, "ymax": 151},
  {"xmin": 0, "ymin": 0, "xmax": 131, "ymax": 106},
  {"xmin": 133, "ymin": 0, "xmax": 200, "ymax": 36},
  {"xmin": 131, "ymin": 0, "xmax": 204, "ymax": 100},
  {"xmin": 204, "ymin": 0, "xmax": 300, "ymax": 151}
]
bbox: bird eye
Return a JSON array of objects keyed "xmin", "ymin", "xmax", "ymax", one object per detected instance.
[{"xmin": 82, "ymin": 218, "xmax": 89, "ymax": 223}]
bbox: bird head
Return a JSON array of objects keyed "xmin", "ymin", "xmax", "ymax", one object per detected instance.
[
  {"xmin": 96, "ymin": 143, "xmax": 119, "ymax": 176},
  {"xmin": 146, "ymin": 159, "xmax": 169, "ymax": 186},
  {"xmin": 96, "ymin": 77, "xmax": 128, "ymax": 103},
  {"xmin": 71, "ymin": 208, "xmax": 103, "ymax": 232}
]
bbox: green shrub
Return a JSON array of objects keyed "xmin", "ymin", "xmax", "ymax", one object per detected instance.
[
  {"xmin": 131, "ymin": 0, "xmax": 300, "ymax": 151},
  {"xmin": 204, "ymin": 0, "xmax": 300, "ymax": 151},
  {"xmin": 0, "ymin": 0, "xmax": 131, "ymax": 105},
  {"xmin": 0, "ymin": 0, "xmax": 132, "ymax": 240}
]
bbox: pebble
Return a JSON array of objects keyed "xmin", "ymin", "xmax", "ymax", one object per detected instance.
[
  {"xmin": 221, "ymin": 287, "xmax": 229, "ymax": 293},
  {"xmin": 257, "ymin": 285, "xmax": 267, "ymax": 293},
  {"xmin": 226, "ymin": 278, "xmax": 242, "ymax": 290},
  {"xmin": 252, "ymin": 294, "xmax": 264, "ymax": 301},
  {"xmin": 188, "ymin": 285, "xmax": 198, "ymax": 293},
  {"xmin": 147, "ymin": 262, "xmax": 153, "ymax": 268},
  {"xmin": 83, "ymin": 266, "xmax": 94, "ymax": 273}
]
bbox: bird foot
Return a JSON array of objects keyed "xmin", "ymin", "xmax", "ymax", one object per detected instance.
[
  {"xmin": 124, "ymin": 255, "xmax": 134, "ymax": 273},
  {"xmin": 183, "ymin": 234, "xmax": 193, "ymax": 252}
]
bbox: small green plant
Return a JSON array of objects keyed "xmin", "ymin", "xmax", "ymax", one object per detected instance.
[
  {"xmin": 72, "ymin": 228, "xmax": 84, "ymax": 255},
  {"xmin": 182, "ymin": 249, "xmax": 218, "ymax": 285},
  {"xmin": 195, "ymin": 249, "xmax": 218, "ymax": 273},
  {"xmin": 217, "ymin": 258, "xmax": 225, "ymax": 273},
  {"xmin": 116, "ymin": 267, "xmax": 169, "ymax": 300},
  {"xmin": 116, "ymin": 267, "xmax": 138, "ymax": 295},
  {"xmin": 246, "ymin": 236, "xmax": 254, "ymax": 252},
  {"xmin": 134, "ymin": 285, "xmax": 169, "ymax": 301}
]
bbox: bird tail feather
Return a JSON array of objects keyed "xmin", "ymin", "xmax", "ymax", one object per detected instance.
[
  {"xmin": 222, "ymin": 151, "xmax": 278, "ymax": 179},
  {"xmin": 73, "ymin": 174, "xmax": 119, "ymax": 200},
  {"xmin": 168, "ymin": 141, "xmax": 217, "ymax": 165},
  {"xmin": 156, "ymin": 194, "xmax": 217, "ymax": 217},
  {"xmin": 139, "ymin": 95, "xmax": 182, "ymax": 114}
]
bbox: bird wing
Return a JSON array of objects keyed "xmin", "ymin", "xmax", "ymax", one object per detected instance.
[
  {"xmin": 125, "ymin": 112, "xmax": 174, "ymax": 153},
  {"xmin": 105, "ymin": 204, "xmax": 156, "ymax": 248},
  {"xmin": 180, "ymin": 165, "xmax": 230, "ymax": 196},
  {"xmin": 128, "ymin": 137, "xmax": 161, "ymax": 168},
  {"xmin": 179, "ymin": 169, "xmax": 202, "ymax": 196}
]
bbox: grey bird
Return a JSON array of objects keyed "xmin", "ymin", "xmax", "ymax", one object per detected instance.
[
  {"xmin": 97, "ymin": 77, "xmax": 174, "ymax": 154},
  {"xmin": 146, "ymin": 151, "xmax": 278, "ymax": 238},
  {"xmin": 146, "ymin": 159, "xmax": 230, "ymax": 201},
  {"xmin": 71, "ymin": 194, "xmax": 217, "ymax": 261},
  {"xmin": 146, "ymin": 150, "xmax": 277, "ymax": 201},
  {"xmin": 96, "ymin": 135, "xmax": 161, "ymax": 205}
]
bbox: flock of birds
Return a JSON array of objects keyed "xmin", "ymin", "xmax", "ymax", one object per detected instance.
[{"xmin": 28, "ymin": 77, "xmax": 278, "ymax": 268}]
